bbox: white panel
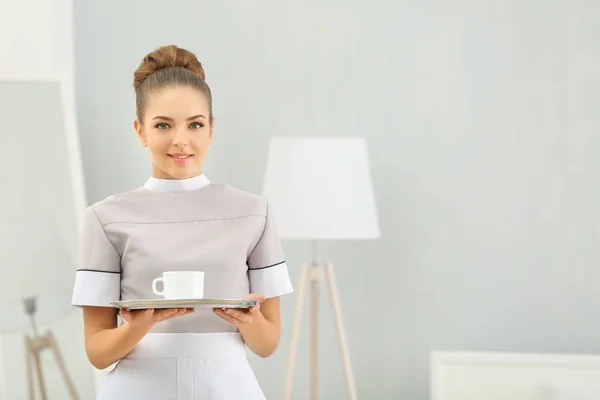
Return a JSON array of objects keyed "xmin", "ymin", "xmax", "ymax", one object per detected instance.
[
  {"xmin": 431, "ymin": 351, "xmax": 600, "ymax": 400},
  {"xmin": 0, "ymin": 80, "xmax": 94, "ymax": 400}
]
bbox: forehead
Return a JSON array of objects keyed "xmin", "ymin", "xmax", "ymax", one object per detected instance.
[{"xmin": 145, "ymin": 86, "xmax": 208, "ymax": 117}]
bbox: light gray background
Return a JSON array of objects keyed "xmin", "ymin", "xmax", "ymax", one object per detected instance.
[{"xmin": 74, "ymin": 1, "xmax": 598, "ymax": 398}]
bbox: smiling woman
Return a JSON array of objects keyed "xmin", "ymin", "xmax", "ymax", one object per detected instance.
[
  {"xmin": 71, "ymin": 45, "xmax": 294, "ymax": 400},
  {"xmin": 132, "ymin": 47, "xmax": 214, "ymax": 180}
]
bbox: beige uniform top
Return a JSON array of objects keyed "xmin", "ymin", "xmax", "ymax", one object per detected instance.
[{"xmin": 71, "ymin": 174, "xmax": 294, "ymax": 333}]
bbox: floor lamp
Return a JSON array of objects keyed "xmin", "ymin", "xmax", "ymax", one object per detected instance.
[
  {"xmin": 0, "ymin": 216, "xmax": 79, "ymax": 399},
  {"xmin": 262, "ymin": 137, "xmax": 380, "ymax": 400}
]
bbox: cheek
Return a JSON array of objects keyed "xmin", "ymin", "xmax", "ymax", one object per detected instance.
[
  {"xmin": 191, "ymin": 133, "xmax": 211, "ymax": 152},
  {"xmin": 147, "ymin": 135, "xmax": 170, "ymax": 154}
]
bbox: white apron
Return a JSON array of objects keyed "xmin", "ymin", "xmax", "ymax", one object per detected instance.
[{"xmin": 96, "ymin": 333, "xmax": 265, "ymax": 400}]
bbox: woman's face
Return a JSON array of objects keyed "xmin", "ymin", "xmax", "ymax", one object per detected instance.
[{"xmin": 134, "ymin": 85, "xmax": 213, "ymax": 180}]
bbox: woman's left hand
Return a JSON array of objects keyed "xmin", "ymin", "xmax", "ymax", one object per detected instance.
[{"xmin": 213, "ymin": 293, "xmax": 266, "ymax": 327}]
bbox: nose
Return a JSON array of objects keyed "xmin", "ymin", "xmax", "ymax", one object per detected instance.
[{"xmin": 172, "ymin": 127, "xmax": 190, "ymax": 147}]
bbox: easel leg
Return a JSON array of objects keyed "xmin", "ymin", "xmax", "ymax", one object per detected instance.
[
  {"xmin": 31, "ymin": 344, "xmax": 47, "ymax": 400},
  {"xmin": 284, "ymin": 263, "xmax": 310, "ymax": 400},
  {"xmin": 310, "ymin": 265, "xmax": 319, "ymax": 400},
  {"xmin": 25, "ymin": 337, "xmax": 34, "ymax": 400},
  {"xmin": 47, "ymin": 332, "xmax": 79, "ymax": 399},
  {"xmin": 324, "ymin": 263, "xmax": 358, "ymax": 400}
]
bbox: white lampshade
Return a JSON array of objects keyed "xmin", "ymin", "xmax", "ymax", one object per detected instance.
[{"xmin": 262, "ymin": 137, "xmax": 380, "ymax": 240}]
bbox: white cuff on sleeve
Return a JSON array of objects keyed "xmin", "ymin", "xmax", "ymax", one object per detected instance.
[
  {"xmin": 249, "ymin": 262, "xmax": 294, "ymax": 298},
  {"xmin": 71, "ymin": 269, "xmax": 121, "ymax": 307}
]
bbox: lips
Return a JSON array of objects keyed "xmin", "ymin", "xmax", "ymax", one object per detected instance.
[{"xmin": 168, "ymin": 153, "xmax": 193, "ymax": 164}]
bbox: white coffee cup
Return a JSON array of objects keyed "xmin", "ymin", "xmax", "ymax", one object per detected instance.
[{"xmin": 152, "ymin": 271, "xmax": 204, "ymax": 300}]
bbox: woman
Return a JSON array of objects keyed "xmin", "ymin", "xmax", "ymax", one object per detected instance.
[{"xmin": 71, "ymin": 44, "xmax": 294, "ymax": 399}]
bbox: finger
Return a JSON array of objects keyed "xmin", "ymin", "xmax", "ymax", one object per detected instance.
[
  {"xmin": 176, "ymin": 308, "xmax": 190, "ymax": 317},
  {"xmin": 246, "ymin": 294, "xmax": 265, "ymax": 313},
  {"xmin": 224, "ymin": 308, "xmax": 252, "ymax": 323},
  {"xmin": 219, "ymin": 313, "xmax": 242, "ymax": 326},
  {"xmin": 144, "ymin": 308, "xmax": 155, "ymax": 318},
  {"xmin": 154, "ymin": 308, "xmax": 193, "ymax": 322},
  {"xmin": 119, "ymin": 309, "xmax": 132, "ymax": 322},
  {"xmin": 213, "ymin": 309, "xmax": 242, "ymax": 326},
  {"xmin": 167, "ymin": 308, "xmax": 192, "ymax": 319},
  {"xmin": 248, "ymin": 303, "xmax": 261, "ymax": 313},
  {"xmin": 127, "ymin": 308, "xmax": 154, "ymax": 320},
  {"xmin": 155, "ymin": 308, "xmax": 180, "ymax": 321}
]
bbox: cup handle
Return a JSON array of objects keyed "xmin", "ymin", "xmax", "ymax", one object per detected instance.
[{"xmin": 152, "ymin": 277, "xmax": 164, "ymax": 296}]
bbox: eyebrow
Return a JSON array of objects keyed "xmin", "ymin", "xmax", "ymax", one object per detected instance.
[{"xmin": 152, "ymin": 114, "xmax": 206, "ymax": 121}]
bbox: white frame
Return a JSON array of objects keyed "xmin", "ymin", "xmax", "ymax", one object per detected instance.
[{"xmin": 431, "ymin": 351, "xmax": 600, "ymax": 400}]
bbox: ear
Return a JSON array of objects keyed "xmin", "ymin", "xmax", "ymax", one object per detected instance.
[{"xmin": 134, "ymin": 119, "xmax": 147, "ymax": 147}]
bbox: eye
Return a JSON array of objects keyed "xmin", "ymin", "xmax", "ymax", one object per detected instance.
[
  {"xmin": 155, "ymin": 123, "xmax": 170, "ymax": 129},
  {"xmin": 190, "ymin": 122, "xmax": 204, "ymax": 129}
]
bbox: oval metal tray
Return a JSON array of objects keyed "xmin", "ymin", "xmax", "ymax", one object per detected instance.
[{"xmin": 111, "ymin": 298, "xmax": 259, "ymax": 310}]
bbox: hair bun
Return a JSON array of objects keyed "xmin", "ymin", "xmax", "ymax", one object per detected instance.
[{"xmin": 133, "ymin": 45, "xmax": 206, "ymax": 90}]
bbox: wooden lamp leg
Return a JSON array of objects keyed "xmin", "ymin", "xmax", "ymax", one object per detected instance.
[
  {"xmin": 284, "ymin": 262, "xmax": 358, "ymax": 400},
  {"xmin": 23, "ymin": 331, "xmax": 79, "ymax": 400},
  {"xmin": 31, "ymin": 340, "xmax": 47, "ymax": 400},
  {"xmin": 25, "ymin": 337, "xmax": 34, "ymax": 400},
  {"xmin": 47, "ymin": 332, "xmax": 79, "ymax": 399},
  {"xmin": 324, "ymin": 262, "xmax": 358, "ymax": 400},
  {"xmin": 284, "ymin": 263, "xmax": 310, "ymax": 400},
  {"xmin": 310, "ymin": 265, "xmax": 319, "ymax": 400}
]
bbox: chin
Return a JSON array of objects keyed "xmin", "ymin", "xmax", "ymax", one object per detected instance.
[
  {"xmin": 168, "ymin": 168, "xmax": 200, "ymax": 180},
  {"xmin": 154, "ymin": 159, "xmax": 200, "ymax": 180}
]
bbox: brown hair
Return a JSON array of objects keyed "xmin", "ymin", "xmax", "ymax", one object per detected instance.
[{"xmin": 133, "ymin": 45, "xmax": 213, "ymax": 122}]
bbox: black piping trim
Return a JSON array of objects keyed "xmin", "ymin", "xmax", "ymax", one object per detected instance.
[
  {"xmin": 77, "ymin": 269, "xmax": 121, "ymax": 274},
  {"xmin": 249, "ymin": 261, "xmax": 286, "ymax": 271}
]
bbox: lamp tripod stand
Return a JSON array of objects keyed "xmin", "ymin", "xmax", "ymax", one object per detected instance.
[
  {"xmin": 283, "ymin": 261, "xmax": 358, "ymax": 400},
  {"xmin": 23, "ymin": 297, "xmax": 79, "ymax": 400}
]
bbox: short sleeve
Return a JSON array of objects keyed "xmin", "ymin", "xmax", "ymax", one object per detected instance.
[
  {"xmin": 247, "ymin": 199, "xmax": 294, "ymax": 298},
  {"xmin": 71, "ymin": 206, "xmax": 121, "ymax": 307}
]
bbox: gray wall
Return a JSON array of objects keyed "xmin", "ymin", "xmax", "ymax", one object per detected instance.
[{"xmin": 74, "ymin": 1, "xmax": 598, "ymax": 398}]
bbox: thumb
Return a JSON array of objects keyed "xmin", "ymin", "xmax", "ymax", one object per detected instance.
[
  {"xmin": 247, "ymin": 293, "xmax": 266, "ymax": 302},
  {"xmin": 119, "ymin": 308, "xmax": 133, "ymax": 322}
]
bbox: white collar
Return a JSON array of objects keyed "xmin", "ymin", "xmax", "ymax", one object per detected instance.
[{"xmin": 143, "ymin": 174, "xmax": 210, "ymax": 192}]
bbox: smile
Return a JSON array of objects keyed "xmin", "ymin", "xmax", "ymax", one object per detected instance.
[{"xmin": 168, "ymin": 154, "xmax": 193, "ymax": 164}]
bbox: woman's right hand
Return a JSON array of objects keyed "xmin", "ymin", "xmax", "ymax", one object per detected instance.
[{"xmin": 119, "ymin": 308, "xmax": 194, "ymax": 330}]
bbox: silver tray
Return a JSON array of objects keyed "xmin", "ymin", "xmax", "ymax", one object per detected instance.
[{"xmin": 111, "ymin": 298, "xmax": 259, "ymax": 310}]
